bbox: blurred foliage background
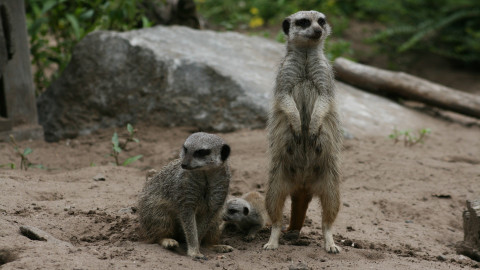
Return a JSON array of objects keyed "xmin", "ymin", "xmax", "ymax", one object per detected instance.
[{"xmin": 26, "ymin": 0, "xmax": 480, "ymax": 94}]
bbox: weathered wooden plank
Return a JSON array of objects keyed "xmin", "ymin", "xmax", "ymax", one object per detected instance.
[{"xmin": 457, "ymin": 199, "xmax": 480, "ymax": 261}]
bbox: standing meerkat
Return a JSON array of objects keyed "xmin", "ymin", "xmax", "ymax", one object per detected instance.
[
  {"xmin": 263, "ymin": 11, "xmax": 342, "ymax": 253},
  {"xmin": 137, "ymin": 132, "xmax": 233, "ymax": 259},
  {"xmin": 222, "ymin": 191, "xmax": 270, "ymax": 241}
]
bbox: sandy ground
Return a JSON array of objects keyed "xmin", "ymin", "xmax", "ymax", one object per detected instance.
[{"xmin": 0, "ymin": 110, "xmax": 479, "ymax": 269}]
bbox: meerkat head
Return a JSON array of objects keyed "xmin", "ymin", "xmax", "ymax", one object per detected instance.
[
  {"xmin": 282, "ymin": 10, "xmax": 331, "ymax": 48},
  {"xmin": 222, "ymin": 198, "xmax": 251, "ymax": 222},
  {"xmin": 179, "ymin": 132, "xmax": 230, "ymax": 171}
]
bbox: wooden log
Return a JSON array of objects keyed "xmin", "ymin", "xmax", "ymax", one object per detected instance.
[
  {"xmin": 333, "ymin": 57, "xmax": 480, "ymax": 119},
  {"xmin": 464, "ymin": 200, "xmax": 480, "ymax": 248},
  {"xmin": 457, "ymin": 199, "xmax": 480, "ymax": 262}
]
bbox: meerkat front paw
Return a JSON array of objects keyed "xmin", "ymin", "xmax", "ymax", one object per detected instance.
[
  {"xmin": 263, "ymin": 241, "xmax": 279, "ymax": 250},
  {"xmin": 188, "ymin": 250, "xmax": 207, "ymax": 260},
  {"xmin": 211, "ymin": 244, "xmax": 234, "ymax": 253},
  {"xmin": 160, "ymin": 238, "xmax": 179, "ymax": 250},
  {"xmin": 243, "ymin": 234, "xmax": 256, "ymax": 242}
]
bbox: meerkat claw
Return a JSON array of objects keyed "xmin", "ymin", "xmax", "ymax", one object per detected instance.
[
  {"xmin": 325, "ymin": 244, "xmax": 341, "ymax": 254},
  {"xmin": 263, "ymin": 242, "xmax": 279, "ymax": 250}
]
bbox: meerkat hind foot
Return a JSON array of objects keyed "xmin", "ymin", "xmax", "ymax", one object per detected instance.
[
  {"xmin": 211, "ymin": 244, "xmax": 233, "ymax": 253},
  {"xmin": 160, "ymin": 238, "xmax": 179, "ymax": 250},
  {"xmin": 188, "ymin": 251, "xmax": 207, "ymax": 260},
  {"xmin": 324, "ymin": 239, "xmax": 341, "ymax": 254},
  {"xmin": 243, "ymin": 234, "xmax": 256, "ymax": 242}
]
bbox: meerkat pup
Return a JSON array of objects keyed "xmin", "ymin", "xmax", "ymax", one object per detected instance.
[
  {"xmin": 138, "ymin": 132, "xmax": 233, "ymax": 259},
  {"xmin": 222, "ymin": 191, "xmax": 270, "ymax": 241},
  {"xmin": 263, "ymin": 11, "xmax": 343, "ymax": 253}
]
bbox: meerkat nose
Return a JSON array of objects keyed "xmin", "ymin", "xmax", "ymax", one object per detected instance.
[{"xmin": 181, "ymin": 164, "xmax": 188, "ymax": 169}]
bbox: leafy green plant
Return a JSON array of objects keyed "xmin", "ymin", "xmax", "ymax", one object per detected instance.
[
  {"xmin": 0, "ymin": 162, "xmax": 15, "ymax": 169},
  {"xmin": 325, "ymin": 39, "xmax": 353, "ymax": 61},
  {"xmin": 359, "ymin": 0, "xmax": 480, "ymax": 65},
  {"xmin": 110, "ymin": 124, "xmax": 142, "ymax": 166},
  {"xmin": 389, "ymin": 127, "xmax": 431, "ymax": 147},
  {"xmin": 26, "ymin": 0, "xmax": 153, "ymax": 94},
  {"xmin": 119, "ymin": 123, "xmax": 140, "ymax": 150},
  {"xmin": 8, "ymin": 135, "xmax": 44, "ymax": 170},
  {"xmin": 196, "ymin": 0, "xmax": 349, "ymax": 31}
]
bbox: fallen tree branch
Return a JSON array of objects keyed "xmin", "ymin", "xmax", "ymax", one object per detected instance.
[{"xmin": 333, "ymin": 57, "xmax": 480, "ymax": 119}]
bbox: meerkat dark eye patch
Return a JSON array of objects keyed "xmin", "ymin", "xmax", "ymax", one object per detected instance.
[
  {"xmin": 228, "ymin": 209, "xmax": 238, "ymax": 215},
  {"xmin": 295, "ymin": 18, "xmax": 311, "ymax": 28},
  {"xmin": 183, "ymin": 146, "xmax": 187, "ymax": 153},
  {"xmin": 193, "ymin": 149, "xmax": 211, "ymax": 158},
  {"xmin": 318, "ymin": 17, "xmax": 326, "ymax": 26},
  {"xmin": 243, "ymin": 207, "xmax": 249, "ymax": 215}
]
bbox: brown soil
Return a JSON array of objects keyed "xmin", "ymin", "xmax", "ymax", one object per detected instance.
[{"xmin": 0, "ymin": 116, "xmax": 479, "ymax": 269}]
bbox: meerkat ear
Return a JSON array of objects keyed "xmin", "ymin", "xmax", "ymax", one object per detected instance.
[
  {"xmin": 221, "ymin": 144, "xmax": 230, "ymax": 161},
  {"xmin": 243, "ymin": 207, "xmax": 249, "ymax": 215},
  {"xmin": 282, "ymin": 18, "xmax": 290, "ymax": 35}
]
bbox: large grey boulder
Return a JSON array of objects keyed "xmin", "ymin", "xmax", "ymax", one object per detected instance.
[
  {"xmin": 38, "ymin": 26, "xmax": 281, "ymax": 141},
  {"xmin": 38, "ymin": 25, "xmax": 433, "ymax": 142}
]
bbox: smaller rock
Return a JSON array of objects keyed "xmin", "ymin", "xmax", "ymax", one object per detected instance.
[
  {"xmin": 19, "ymin": 226, "xmax": 73, "ymax": 248},
  {"xmin": 289, "ymin": 262, "xmax": 310, "ymax": 270},
  {"xmin": 352, "ymin": 242, "xmax": 363, "ymax": 249},
  {"xmin": 342, "ymin": 239, "xmax": 353, "ymax": 246},
  {"xmin": 343, "ymin": 202, "xmax": 350, "ymax": 207},
  {"xmin": 405, "ymin": 220, "xmax": 413, "ymax": 223},
  {"xmin": 20, "ymin": 225, "xmax": 47, "ymax": 241},
  {"xmin": 93, "ymin": 174, "xmax": 106, "ymax": 181},
  {"xmin": 346, "ymin": 226, "xmax": 355, "ymax": 232}
]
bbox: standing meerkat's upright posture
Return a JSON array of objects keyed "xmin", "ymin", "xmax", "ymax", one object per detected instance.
[
  {"xmin": 263, "ymin": 11, "xmax": 342, "ymax": 253},
  {"xmin": 138, "ymin": 132, "xmax": 233, "ymax": 259}
]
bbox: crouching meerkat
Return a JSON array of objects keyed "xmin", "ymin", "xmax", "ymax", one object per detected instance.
[
  {"xmin": 222, "ymin": 191, "xmax": 270, "ymax": 241},
  {"xmin": 138, "ymin": 132, "xmax": 233, "ymax": 259},
  {"xmin": 263, "ymin": 11, "xmax": 343, "ymax": 253}
]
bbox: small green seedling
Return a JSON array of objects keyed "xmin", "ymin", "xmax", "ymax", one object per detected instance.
[
  {"xmin": 0, "ymin": 163, "xmax": 15, "ymax": 169},
  {"xmin": 110, "ymin": 125, "xmax": 143, "ymax": 166},
  {"xmin": 389, "ymin": 127, "xmax": 431, "ymax": 147},
  {"xmin": 119, "ymin": 123, "xmax": 140, "ymax": 151},
  {"xmin": 8, "ymin": 135, "xmax": 44, "ymax": 170}
]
